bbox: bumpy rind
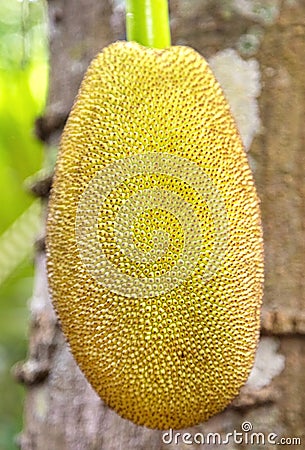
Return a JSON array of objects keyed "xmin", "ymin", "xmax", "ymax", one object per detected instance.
[{"xmin": 46, "ymin": 41, "xmax": 264, "ymax": 430}]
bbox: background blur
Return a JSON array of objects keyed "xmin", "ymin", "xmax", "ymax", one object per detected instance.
[{"xmin": 0, "ymin": 1, "xmax": 48, "ymax": 448}]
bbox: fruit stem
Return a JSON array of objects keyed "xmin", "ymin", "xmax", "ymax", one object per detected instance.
[{"xmin": 126, "ymin": 0, "xmax": 171, "ymax": 49}]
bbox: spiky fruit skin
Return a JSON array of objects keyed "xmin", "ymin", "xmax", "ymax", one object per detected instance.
[{"xmin": 46, "ymin": 41, "xmax": 264, "ymax": 430}]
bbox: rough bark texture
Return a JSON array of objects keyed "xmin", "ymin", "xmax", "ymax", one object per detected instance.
[{"xmin": 17, "ymin": 0, "xmax": 305, "ymax": 449}]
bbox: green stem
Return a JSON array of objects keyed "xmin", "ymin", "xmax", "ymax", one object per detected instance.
[{"xmin": 126, "ymin": 0, "xmax": 171, "ymax": 49}]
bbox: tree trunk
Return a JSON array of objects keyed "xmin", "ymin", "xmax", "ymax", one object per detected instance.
[{"xmin": 16, "ymin": 1, "xmax": 305, "ymax": 449}]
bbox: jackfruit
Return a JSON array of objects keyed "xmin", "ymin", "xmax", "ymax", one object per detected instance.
[{"xmin": 46, "ymin": 41, "xmax": 264, "ymax": 430}]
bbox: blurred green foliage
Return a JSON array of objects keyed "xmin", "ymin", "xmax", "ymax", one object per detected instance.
[{"xmin": 0, "ymin": 1, "xmax": 48, "ymax": 449}]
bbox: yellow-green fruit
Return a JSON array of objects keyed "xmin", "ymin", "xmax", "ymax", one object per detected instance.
[{"xmin": 46, "ymin": 41, "xmax": 264, "ymax": 430}]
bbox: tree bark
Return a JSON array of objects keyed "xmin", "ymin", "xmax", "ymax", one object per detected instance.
[{"xmin": 16, "ymin": 1, "xmax": 305, "ymax": 449}]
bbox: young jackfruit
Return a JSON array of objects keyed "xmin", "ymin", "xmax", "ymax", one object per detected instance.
[{"xmin": 46, "ymin": 41, "xmax": 264, "ymax": 430}]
